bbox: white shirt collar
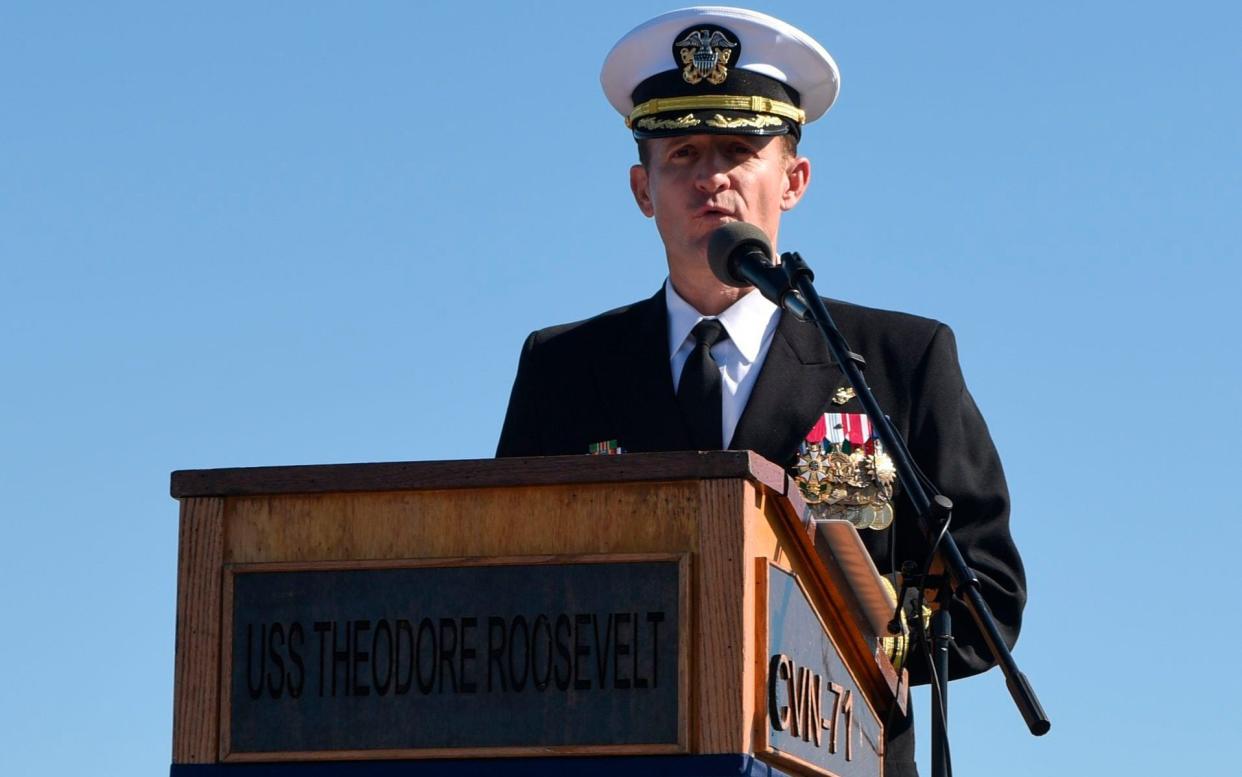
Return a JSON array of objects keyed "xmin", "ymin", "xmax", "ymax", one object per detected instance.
[{"xmin": 664, "ymin": 279, "xmax": 779, "ymax": 363}]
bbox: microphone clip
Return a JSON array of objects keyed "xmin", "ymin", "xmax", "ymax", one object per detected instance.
[{"xmin": 780, "ymin": 250, "xmax": 815, "ymax": 285}]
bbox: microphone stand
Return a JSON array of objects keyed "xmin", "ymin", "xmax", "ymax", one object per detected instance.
[{"xmin": 778, "ymin": 251, "xmax": 1050, "ymax": 777}]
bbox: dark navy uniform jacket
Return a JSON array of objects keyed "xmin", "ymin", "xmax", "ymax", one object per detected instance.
[{"xmin": 497, "ymin": 289, "xmax": 1026, "ymax": 776}]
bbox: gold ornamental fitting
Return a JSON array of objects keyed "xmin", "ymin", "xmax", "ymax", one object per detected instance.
[{"xmin": 878, "ymin": 575, "xmax": 932, "ymax": 672}]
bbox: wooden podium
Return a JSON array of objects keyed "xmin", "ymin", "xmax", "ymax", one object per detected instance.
[{"xmin": 171, "ymin": 451, "xmax": 905, "ymax": 776}]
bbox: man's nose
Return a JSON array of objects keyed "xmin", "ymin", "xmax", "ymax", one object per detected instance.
[{"xmin": 694, "ymin": 161, "xmax": 730, "ymax": 192}]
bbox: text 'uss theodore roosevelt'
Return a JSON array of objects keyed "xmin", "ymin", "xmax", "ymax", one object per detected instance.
[{"xmin": 243, "ymin": 610, "xmax": 670, "ymax": 700}]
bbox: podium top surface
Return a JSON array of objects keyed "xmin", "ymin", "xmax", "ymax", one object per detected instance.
[{"xmin": 170, "ymin": 450, "xmax": 801, "ymax": 506}]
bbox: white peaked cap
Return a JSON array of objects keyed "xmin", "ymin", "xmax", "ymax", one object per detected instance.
[{"xmin": 601, "ymin": 6, "xmax": 840, "ymax": 134}]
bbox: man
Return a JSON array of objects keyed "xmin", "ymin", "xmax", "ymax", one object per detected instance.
[{"xmin": 497, "ymin": 8, "xmax": 1024, "ymax": 776}]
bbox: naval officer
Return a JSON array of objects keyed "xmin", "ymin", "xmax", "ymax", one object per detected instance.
[{"xmin": 497, "ymin": 8, "xmax": 1025, "ymax": 775}]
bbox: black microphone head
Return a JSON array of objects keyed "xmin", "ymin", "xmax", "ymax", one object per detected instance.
[{"xmin": 708, "ymin": 222, "xmax": 772, "ymax": 289}]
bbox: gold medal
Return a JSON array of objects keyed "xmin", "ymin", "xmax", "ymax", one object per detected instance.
[
  {"xmin": 870, "ymin": 450, "xmax": 896, "ymax": 487},
  {"xmin": 793, "ymin": 443, "xmax": 829, "ymax": 504},
  {"xmin": 857, "ymin": 505, "xmax": 877, "ymax": 530},
  {"xmin": 872, "ymin": 503, "xmax": 894, "ymax": 530}
]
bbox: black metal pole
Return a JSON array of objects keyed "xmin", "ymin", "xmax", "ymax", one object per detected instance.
[{"xmin": 931, "ymin": 605, "xmax": 953, "ymax": 777}]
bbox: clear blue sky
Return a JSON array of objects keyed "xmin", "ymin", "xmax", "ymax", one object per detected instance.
[{"xmin": 2, "ymin": 2, "xmax": 1238, "ymax": 774}]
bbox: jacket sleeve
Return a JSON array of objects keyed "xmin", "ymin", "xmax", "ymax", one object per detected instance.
[
  {"xmin": 902, "ymin": 323, "xmax": 1026, "ymax": 683},
  {"xmin": 496, "ymin": 331, "xmax": 543, "ymax": 458}
]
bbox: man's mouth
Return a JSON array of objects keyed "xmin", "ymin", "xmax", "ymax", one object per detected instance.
[{"xmin": 696, "ymin": 205, "xmax": 735, "ymax": 219}]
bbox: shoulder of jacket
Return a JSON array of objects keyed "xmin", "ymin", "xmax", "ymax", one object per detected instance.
[
  {"xmin": 526, "ymin": 294, "xmax": 660, "ymax": 350},
  {"xmin": 821, "ymin": 297, "xmax": 955, "ymax": 366},
  {"xmin": 824, "ymin": 297, "xmax": 945, "ymax": 334}
]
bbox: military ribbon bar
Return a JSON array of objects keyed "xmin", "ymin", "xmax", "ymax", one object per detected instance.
[
  {"xmin": 805, "ymin": 413, "xmax": 876, "ymax": 452},
  {"xmin": 587, "ymin": 439, "xmax": 624, "ymax": 455}
]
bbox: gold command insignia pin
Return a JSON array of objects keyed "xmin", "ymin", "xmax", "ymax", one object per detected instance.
[{"xmin": 832, "ymin": 386, "xmax": 856, "ymax": 405}]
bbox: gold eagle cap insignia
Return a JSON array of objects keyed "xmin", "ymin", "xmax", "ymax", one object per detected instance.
[{"xmin": 675, "ymin": 28, "xmax": 737, "ymax": 85}]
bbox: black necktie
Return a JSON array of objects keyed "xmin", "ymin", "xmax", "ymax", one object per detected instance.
[{"xmin": 677, "ymin": 319, "xmax": 729, "ymax": 450}]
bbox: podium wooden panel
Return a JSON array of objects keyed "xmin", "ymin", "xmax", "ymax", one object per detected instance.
[{"xmin": 170, "ymin": 451, "xmax": 903, "ymax": 775}]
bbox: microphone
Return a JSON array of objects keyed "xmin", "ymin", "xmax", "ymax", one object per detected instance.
[{"xmin": 707, "ymin": 222, "xmax": 808, "ymax": 319}]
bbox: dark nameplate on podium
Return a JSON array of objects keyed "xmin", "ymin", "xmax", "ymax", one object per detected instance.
[
  {"xmin": 226, "ymin": 556, "xmax": 686, "ymax": 759},
  {"xmin": 760, "ymin": 565, "xmax": 883, "ymax": 775}
]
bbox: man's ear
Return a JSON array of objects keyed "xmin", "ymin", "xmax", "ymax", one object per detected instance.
[
  {"xmin": 630, "ymin": 164, "xmax": 655, "ymax": 217},
  {"xmin": 780, "ymin": 156, "xmax": 811, "ymax": 212}
]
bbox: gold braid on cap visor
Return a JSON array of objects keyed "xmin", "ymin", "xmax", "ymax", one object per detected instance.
[{"xmin": 626, "ymin": 95, "xmax": 806, "ymax": 128}]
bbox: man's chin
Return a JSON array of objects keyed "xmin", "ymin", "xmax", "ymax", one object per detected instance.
[{"xmin": 689, "ymin": 219, "xmax": 741, "ymax": 248}]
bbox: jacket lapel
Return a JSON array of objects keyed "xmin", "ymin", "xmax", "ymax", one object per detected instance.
[
  {"xmin": 730, "ymin": 310, "xmax": 843, "ymax": 465},
  {"xmin": 590, "ymin": 290, "xmax": 691, "ymax": 452}
]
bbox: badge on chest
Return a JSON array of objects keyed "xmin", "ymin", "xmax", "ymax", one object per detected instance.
[{"xmin": 793, "ymin": 412, "xmax": 895, "ymax": 530}]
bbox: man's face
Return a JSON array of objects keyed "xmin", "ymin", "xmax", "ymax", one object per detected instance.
[{"xmin": 629, "ymin": 133, "xmax": 810, "ymax": 279}]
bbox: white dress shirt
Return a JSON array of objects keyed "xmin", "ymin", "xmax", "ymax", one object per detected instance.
[{"xmin": 665, "ymin": 280, "xmax": 780, "ymax": 448}]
